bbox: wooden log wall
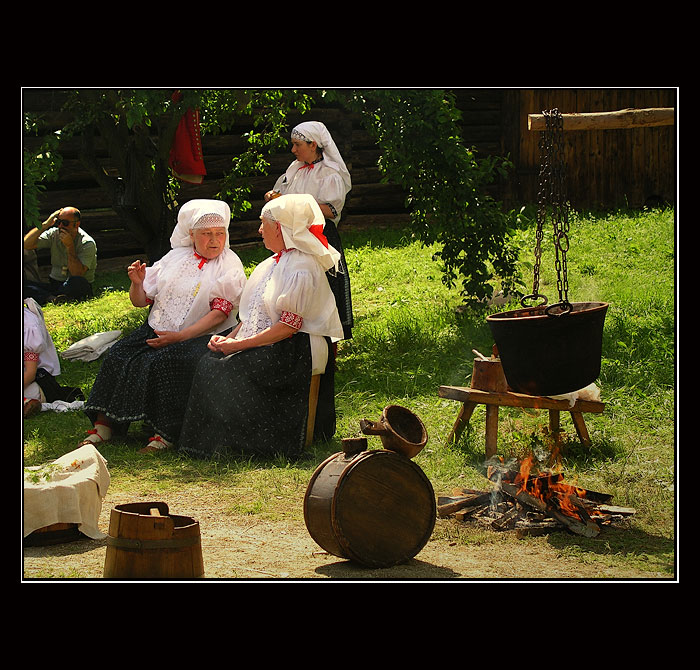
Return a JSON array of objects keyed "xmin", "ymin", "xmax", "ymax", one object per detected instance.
[
  {"xmin": 500, "ymin": 88, "xmax": 676, "ymax": 210},
  {"xmin": 23, "ymin": 88, "xmax": 676, "ymax": 266}
]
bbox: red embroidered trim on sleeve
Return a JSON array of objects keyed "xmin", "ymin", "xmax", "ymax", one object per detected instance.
[
  {"xmin": 280, "ymin": 311, "xmax": 303, "ymax": 329},
  {"xmin": 211, "ymin": 297, "xmax": 233, "ymax": 316},
  {"xmin": 24, "ymin": 351, "xmax": 40, "ymax": 362}
]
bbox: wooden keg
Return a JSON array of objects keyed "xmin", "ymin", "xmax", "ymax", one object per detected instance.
[
  {"xmin": 24, "ymin": 522, "xmax": 83, "ymax": 547},
  {"xmin": 103, "ymin": 502, "xmax": 204, "ymax": 579},
  {"xmin": 304, "ymin": 439, "xmax": 436, "ymax": 568}
]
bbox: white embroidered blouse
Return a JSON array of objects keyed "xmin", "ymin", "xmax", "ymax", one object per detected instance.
[
  {"xmin": 143, "ymin": 248, "xmax": 246, "ymax": 334},
  {"xmin": 236, "ymin": 248, "xmax": 343, "ymax": 373}
]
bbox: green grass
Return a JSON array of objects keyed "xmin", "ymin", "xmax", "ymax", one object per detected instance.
[{"xmin": 24, "ymin": 207, "xmax": 677, "ymax": 576}]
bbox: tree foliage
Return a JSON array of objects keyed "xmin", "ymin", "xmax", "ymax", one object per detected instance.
[
  {"xmin": 326, "ymin": 89, "xmax": 523, "ymax": 304},
  {"xmin": 24, "ymin": 88, "xmax": 522, "ymax": 300}
]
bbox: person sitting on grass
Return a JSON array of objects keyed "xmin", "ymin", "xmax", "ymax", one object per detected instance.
[
  {"xmin": 23, "ymin": 207, "xmax": 97, "ymax": 305},
  {"xmin": 80, "ymin": 199, "xmax": 246, "ymax": 453}
]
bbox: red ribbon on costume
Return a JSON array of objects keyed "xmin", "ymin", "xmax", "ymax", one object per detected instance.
[
  {"xmin": 194, "ymin": 252, "xmax": 208, "ymax": 269},
  {"xmin": 298, "ymin": 163, "xmax": 315, "ymax": 171},
  {"xmin": 309, "ymin": 224, "xmax": 329, "ymax": 248},
  {"xmin": 273, "ymin": 249, "xmax": 289, "ymax": 264}
]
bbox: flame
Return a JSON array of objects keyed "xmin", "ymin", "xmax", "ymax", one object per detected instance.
[{"xmin": 508, "ymin": 452, "xmax": 590, "ymax": 522}]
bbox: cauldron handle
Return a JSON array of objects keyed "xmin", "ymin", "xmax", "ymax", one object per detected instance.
[
  {"xmin": 545, "ymin": 300, "xmax": 573, "ymax": 317},
  {"xmin": 360, "ymin": 419, "xmax": 387, "ymax": 436},
  {"xmin": 520, "ymin": 293, "xmax": 548, "ymax": 308}
]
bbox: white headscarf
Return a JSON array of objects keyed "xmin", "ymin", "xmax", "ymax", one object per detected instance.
[
  {"xmin": 170, "ymin": 199, "xmax": 231, "ymax": 248},
  {"xmin": 261, "ymin": 194, "xmax": 341, "ymax": 273},
  {"xmin": 144, "ymin": 199, "xmax": 246, "ymax": 334},
  {"xmin": 291, "ymin": 121, "xmax": 352, "ymax": 195}
]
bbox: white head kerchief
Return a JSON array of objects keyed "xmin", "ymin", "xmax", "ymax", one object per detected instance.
[
  {"xmin": 291, "ymin": 121, "xmax": 352, "ymax": 195},
  {"xmin": 170, "ymin": 199, "xmax": 231, "ymax": 249},
  {"xmin": 261, "ymin": 194, "xmax": 341, "ymax": 273}
]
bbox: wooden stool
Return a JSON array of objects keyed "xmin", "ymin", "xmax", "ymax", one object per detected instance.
[
  {"xmin": 438, "ymin": 385, "xmax": 605, "ymax": 459},
  {"xmin": 305, "ymin": 374, "xmax": 321, "ymax": 448}
]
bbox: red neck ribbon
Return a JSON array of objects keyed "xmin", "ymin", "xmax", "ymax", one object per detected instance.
[{"xmin": 194, "ymin": 252, "xmax": 208, "ymax": 269}]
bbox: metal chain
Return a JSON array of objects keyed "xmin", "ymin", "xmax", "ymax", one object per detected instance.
[{"xmin": 522, "ymin": 108, "xmax": 571, "ymax": 314}]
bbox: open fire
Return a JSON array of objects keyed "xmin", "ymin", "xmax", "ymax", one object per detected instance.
[{"xmin": 438, "ymin": 454, "xmax": 635, "ymax": 538}]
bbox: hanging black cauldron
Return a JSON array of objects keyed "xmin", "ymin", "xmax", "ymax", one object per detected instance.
[
  {"xmin": 488, "ymin": 109, "xmax": 608, "ymax": 397},
  {"xmin": 487, "ymin": 301, "xmax": 608, "ymax": 396}
]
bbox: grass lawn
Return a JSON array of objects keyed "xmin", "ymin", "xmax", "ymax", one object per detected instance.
[{"xmin": 23, "ymin": 207, "xmax": 677, "ymax": 580}]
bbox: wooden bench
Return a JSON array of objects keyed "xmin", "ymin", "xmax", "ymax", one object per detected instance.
[{"xmin": 438, "ymin": 385, "xmax": 605, "ymax": 459}]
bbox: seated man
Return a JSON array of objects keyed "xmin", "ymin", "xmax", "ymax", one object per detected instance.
[{"xmin": 23, "ymin": 207, "xmax": 97, "ymax": 304}]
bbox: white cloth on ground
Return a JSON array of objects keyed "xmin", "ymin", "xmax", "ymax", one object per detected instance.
[
  {"xmin": 61, "ymin": 330, "xmax": 122, "ymax": 361},
  {"xmin": 23, "ymin": 444, "xmax": 110, "ymax": 539}
]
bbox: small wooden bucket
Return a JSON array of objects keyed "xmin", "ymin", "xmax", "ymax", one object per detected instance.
[
  {"xmin": 103, "ymin": 502, "xmax": 204, "ymax": 579},
  {"xmin": 304, "ymin": 439, "xmax": 436, "ymax": 568}
]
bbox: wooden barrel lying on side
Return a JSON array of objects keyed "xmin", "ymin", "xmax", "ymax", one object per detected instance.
[
  {"xmin": 24, "ymin": 522, "xmax": 83, "ymax": 546},
  {"xmin": 304, "ymin": 442, "xmax": 436, "ymax": 568},
  {"xmin": 103, "ymin": 502, "xmax": 204, "ymax": 579}
]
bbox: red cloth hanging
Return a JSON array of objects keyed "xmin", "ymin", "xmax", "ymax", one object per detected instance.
[{"xmin": 169, "ymin": 90, "xmax": 206, "ymax": 184}]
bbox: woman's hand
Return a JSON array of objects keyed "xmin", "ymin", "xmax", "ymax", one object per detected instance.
[
  {"xmin": 208, "ymin": 334, "xmax": 242, "ymax": 355},
  {"xmin": 127, "ymin": 260, "xmax": 147, "ymax": 286},
  {"xmin": 146, "ymin": 330, "xmax": 183, "ymax": 348}
]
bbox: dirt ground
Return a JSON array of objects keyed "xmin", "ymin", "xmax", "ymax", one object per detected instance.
[{"xmin": 22, "ymin": 487, "xmax": 666, "ymax": 581}]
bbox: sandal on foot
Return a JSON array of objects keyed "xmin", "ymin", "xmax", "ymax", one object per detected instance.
[
  {"xmin": 78, "ymin": 428, "xmax": 109, "ymax": 447},
  {"xmin": 138, "ymin": 435, "xmax": 173, "ymax": 454}
]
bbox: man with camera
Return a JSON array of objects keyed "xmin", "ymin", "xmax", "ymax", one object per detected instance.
[{"xmin": 23, "ymin": 207, "xmax": 97, "ymax": 304}]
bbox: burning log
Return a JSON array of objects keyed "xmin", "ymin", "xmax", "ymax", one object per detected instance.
[
  {"xmin": 439, "ymin": 458, "xmax": 633, "ymax": 538},
  {"xmin": 500, "ymin": 481, "xmax": 601, "ymax": 538}
]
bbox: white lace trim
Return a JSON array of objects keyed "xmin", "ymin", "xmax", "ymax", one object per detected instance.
[
  {"xmin": 149, "ymin": 256, "xmax": 203, "ymax": 331},
  {"xmin": 236, "ymin": 262, "xmax": 275, "ymax": 339}
]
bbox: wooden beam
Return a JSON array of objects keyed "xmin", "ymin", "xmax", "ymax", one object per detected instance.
[{"xmin": 528, "ymin": 107, "xmax": 674, "ymax": 131}]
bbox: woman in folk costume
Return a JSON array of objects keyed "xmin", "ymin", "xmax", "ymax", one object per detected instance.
[
  {"xmin": 178, "ymin": 194, "xmax": 344, "ymax": 460},
  {"xmin": 23, "ymin": 298, "xmax": 61, "ymax": 417},
  {"xmin": 265, "ymin": 121, "xmax": 354, "ymax": 340},
  {"xmin": 81, "ymin": 199, "xmax": 246, "ymax": 453}
]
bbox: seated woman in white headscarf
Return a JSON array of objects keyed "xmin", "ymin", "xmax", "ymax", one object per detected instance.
[
  {"xmin": 178, "ymin": 194, "xmax": 344, "ymax": 460},
  {"xmin": 265, "ymin": 121, "xmax": 354, "ymax": 340},
  {"xmin": 81, "ymin": 199, "xmax": 247, "ymax": 453}
]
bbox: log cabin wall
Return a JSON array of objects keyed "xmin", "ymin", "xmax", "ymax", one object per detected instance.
[
  {"xmin": 23, "ymin": 88, "xmax": 676, "ymax": 264},
  {"xmin": 500, "ymin": 88, "xmax": 677, "ymax": 211}
]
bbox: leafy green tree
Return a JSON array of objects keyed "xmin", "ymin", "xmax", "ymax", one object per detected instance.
[
  {"xmin": 28, "ymin": 89, "xmax": 313, "ymax": 261},
  {"xmin": 23, "ymin": 113, "xmax": 62, "ymax": 228},
  {"xmin": 326, "ymin": 89, "xmax": 523, "ymax": 305},
  {"xmin": 24, "ymin": 88, "xmax": 521, "ymax": 302}
]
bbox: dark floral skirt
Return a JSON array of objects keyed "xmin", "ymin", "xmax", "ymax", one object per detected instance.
[
  {"xmin": 178, "ymin": 332, "xmax": 335, "ymax": 460},
  {"xmin": 84, "ymin": 322, "xmax": 214, "ymax": 442}
]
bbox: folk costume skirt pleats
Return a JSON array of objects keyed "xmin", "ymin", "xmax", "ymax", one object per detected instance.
[
  {"xmin": 178, "ymin": 332, "xmax": 335, "ymax": 460},
  {"xmin": 84, "ymin": 322, "xmax": 213, "ymax": 442}
]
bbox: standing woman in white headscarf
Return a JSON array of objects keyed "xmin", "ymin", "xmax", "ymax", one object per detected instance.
[
  {"xmin": 178, "ymin": 194, "xmax": 344, "ymax": 460},
  {"xmin": 80, "ymin": 199, "xmax": 247, "ymax": 453},
  {"xmin": 265, "ymin": 121, "xmax": 354, "ymax": 340}
]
